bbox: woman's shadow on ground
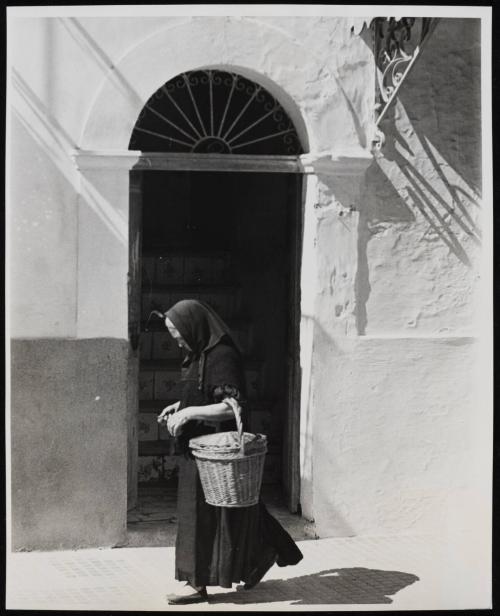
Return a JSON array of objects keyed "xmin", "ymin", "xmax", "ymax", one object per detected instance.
[{"xmin": 209, "ymin": 567, "xmax": 419, "ymax": 605}]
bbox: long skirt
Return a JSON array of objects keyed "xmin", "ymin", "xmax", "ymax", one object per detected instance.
[{"xmin": 175, "ymin": 457, "xmax": 303, "ymax": 589}]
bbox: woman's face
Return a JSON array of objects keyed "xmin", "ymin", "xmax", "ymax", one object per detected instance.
[{"xmin": 165, "ymin": 317, "xmax": 191, "ymax": 350}]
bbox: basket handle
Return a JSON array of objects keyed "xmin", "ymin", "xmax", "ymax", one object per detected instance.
[{"xmin": 223, "ymin": 397, "xmax": 245, "ymax": 455}]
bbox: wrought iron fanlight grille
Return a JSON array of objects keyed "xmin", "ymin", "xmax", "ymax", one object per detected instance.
[{"xmin": 129, "ymin": 70, "xmax": 303, "ymax": 155}]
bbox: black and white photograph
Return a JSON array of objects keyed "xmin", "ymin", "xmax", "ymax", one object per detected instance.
[{"xmin": 5, "ymin": 4, "xmax": 493, "ymax": 611}]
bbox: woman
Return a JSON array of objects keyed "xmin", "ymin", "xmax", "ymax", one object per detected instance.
[{"xmin": 157, "ymin": 299, "xmax": 303, "ymax": 604}]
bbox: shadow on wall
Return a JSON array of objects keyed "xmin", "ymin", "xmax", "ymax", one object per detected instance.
[
  {"xmin": 12, "ymin": 18, "xmax": 142, "ymax": 245},
  {"xmin": 300, "ymin": 316, "xmax": 357, "ymax": 536},
  {"xmin": 12, "ymin": 68, "xmax": 75, "ymax": 150},
  {"xmin": 353, "ymin": 18, "xmax": 482, "ymax": 334},
  {"xmin": 382, "ymin": 104, "xmax": 482, "ymax": 259},
  {"xmin": 209, "ymin": 567, "xmax": 419, "ymax": 605},
  {"xmin": 57, "ymin": 17, "xmax": 144, "ymax": 108},
  {"xmin": 11, "ymin": 64, "xmax": 128, "ymax": 246},
  {"xmin": 355, "ymin": 161, "xmax": 415, "ymax": 335}
]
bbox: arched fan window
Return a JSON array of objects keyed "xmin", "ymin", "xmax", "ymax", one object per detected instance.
[{"xmin": 129, "ymin": 70, "xmax": 304, "ymax": 155}]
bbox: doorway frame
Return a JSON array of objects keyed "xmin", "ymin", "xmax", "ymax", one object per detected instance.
[{"xmin": 128, "ymin": 151, "xmax": 304, "ymax": 512}]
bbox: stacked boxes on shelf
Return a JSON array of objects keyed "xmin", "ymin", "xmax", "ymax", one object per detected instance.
[
  {"xmin": 246, "ymin": 397, "xmax": 282, "ymax": 484},
  {"xmin": 142, "ymin": 291, "xmax": 240, "ymax": 322},
  {"xmin": 138, "ymin": 251, "xmax": 250, "ymax": 485},
  {"xmin": 138, "ymin": 251, "xmax": 277, "ymax": 485},
  {"xmin": 154, "ymin": 371, "xmax": 184, "ymax": 400},
  {"xmin": 141, "ymin": 252, "xmax": 237, "ymax": 319},
  {"xmin": 143, "ymin": 253, "xmax": 232, "ymax": 287},
  {"xmin": 138, "ymin": 372, "xmax": 154, "ymax": 401},
  {"xmin": 245, "ymin": 367, "xmax": 261, "ymax": 400},
  {"xmin": 138, "ymin": 455, "xmax": 179, "ymax": 484},
  {"xmin": 138, "ymin": 413, "xmax": 158, "ymax": 441},
  {"xmin": 139, "ymin": 331, "xmax": 153, "ymax": 360},
  {"xmin": 156, "ymin": 255, "xmax": 184, "ymax": 284},
  {"xmin": 137, "ymin": 456, "xmax": 163, "ymax": 483}
]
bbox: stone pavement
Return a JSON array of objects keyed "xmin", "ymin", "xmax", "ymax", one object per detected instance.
[{"xmin": 6, "ymin": 529, "xmax": 491, "ymax": 611}]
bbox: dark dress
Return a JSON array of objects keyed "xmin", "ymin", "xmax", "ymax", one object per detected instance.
[{"xmin": 174, "ymin": 341, "xmax": 303, "ymax": 589}]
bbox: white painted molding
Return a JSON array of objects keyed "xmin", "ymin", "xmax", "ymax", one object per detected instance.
[
  {"xmin": 71, "ymin": 150, "xmax": 301, "ymax": 172},
  {"xmin": 299, "ymin": 152, "xmax": 373, "ymax": 177},
  {"xmin": 133, "ymin": 153, "xmax": 301, "ymax": 173},
  {"xmin": 71, "ymin": 150, "xmax": 142, "ymax": 171},
  {"xmin": 71, "ymin": 149, "xmax": 374, "ymax": 175}
]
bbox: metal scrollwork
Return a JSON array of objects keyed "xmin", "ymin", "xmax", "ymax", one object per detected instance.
[
  {"xmin": 129, "ymin": 70, "xmax": 303, "ymax": 155},
  {"xmin": 371, "ymin": 17, "xmax": 439, "ymax": 125}
]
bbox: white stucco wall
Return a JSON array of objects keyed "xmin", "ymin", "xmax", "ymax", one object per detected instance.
[
  {"xmin": 8, "ymin": 14, "xmax": 373, "ymax": 340},
  {"xmin": 8, "ymin": 111, "xmax": 78, "ymax": 338},
  {"xmin": 7, "ymin": 11, "xmax": 491, "ymax": 543},
  {"xmin": 302, "ymin": 18, "xmax": 488, "ymax": 537}
]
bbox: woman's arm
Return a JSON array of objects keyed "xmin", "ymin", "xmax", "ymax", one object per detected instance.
[
  {"xmin": 166, "ymin": 401, "xmax": 234, "ymax": 437},
  {"xmin": 183, "ymin": 402, "xmax": 234, "ymax": 422}
]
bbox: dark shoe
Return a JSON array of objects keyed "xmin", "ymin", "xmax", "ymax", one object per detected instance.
[
  {"xmin": 243, "ymin": 551, "xmax": 277, "ymax": 590},
  {"xmin": 166, "ymin": 585, "xmax": 208, "ymax": 605}
]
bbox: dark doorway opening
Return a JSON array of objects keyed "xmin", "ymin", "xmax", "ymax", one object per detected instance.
[{"xmin": 129, "ymin": 169, "xmax": 302, "ymax": 540}]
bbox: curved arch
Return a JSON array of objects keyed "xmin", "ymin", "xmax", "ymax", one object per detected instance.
[
  {"xmin": 78, "ymin": 17, "xmax": 357, "ymax": 152},
  {"xmin": 203, "ymin": 64, "xmax": 309, "ymax": 153},
  {"xmin": 128, "ymin": 68, "xmax": 306, "ymax": 155}
]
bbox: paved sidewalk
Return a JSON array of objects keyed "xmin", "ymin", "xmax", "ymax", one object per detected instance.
[{"xmin": 6, "ymin": 530, "xmax": 490, "ymax": 611}]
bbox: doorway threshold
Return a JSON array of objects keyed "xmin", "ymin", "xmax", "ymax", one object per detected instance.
[{"xmin": 124, "ymin": 485, "xmax": 316, "ymax": 548}]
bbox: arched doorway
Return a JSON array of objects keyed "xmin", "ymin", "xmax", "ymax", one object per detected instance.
[
  {"xmin": 128, "ymin": 70, "xmax": 305, "ymax": 534},
  {"xmin": 128, "ymin": 69, "xmax": 304, "ymax": 155}
]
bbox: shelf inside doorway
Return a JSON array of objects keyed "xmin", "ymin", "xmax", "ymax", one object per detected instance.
[
  {"xmin": 140, "ymin": 357, "xmax": 263, "ymax": 371},
  {"xmin": 140, "ymin": 315, "xmax": 252, "ymax": 332},
  {"xmin": 138, "ymin": 439, "xmax": 282, "ymax": 457},
  {"xmin": 141, "ymin": 283, "xmax": 240, "ymax": 293},
  {"xmin": 140, "ymin": 359, "xmax": 183, "ymax": 371},
  {"xmin": 139, "ymin": 397, "xmax": 279, "ymax": 413},
  {"xmin": 139, "ymin": 440, "xmax": 173, "ymax": 456},
  {"xmin": 140, "ymin": 399, "xmax": 180, "ymax": 412},
  {"xmin": 143, "ymin": 248, "xmax": 232, "ymax": 258}
]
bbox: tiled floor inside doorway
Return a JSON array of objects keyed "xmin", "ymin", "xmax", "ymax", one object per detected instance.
[{"xmin": 125, "ymin": 485, "xmax": 315, "ymax": 548}]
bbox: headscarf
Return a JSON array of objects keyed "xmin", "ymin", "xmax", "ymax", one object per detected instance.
[{"xmin": 165, "ymin": 299, "xmax": 240, "ymax": 390}]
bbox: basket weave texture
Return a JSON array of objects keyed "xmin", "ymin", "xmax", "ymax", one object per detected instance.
[{"xmin": 189, "ymin": 398, "xmax": 267, "ymax": 507}]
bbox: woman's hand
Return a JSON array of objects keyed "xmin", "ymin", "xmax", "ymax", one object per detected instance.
[
  {"xmin": 166, "ymin": 407, "xmax": 194, "ymax": 437},
  {"xmin": 157, "ymin": 401, "xmax": 181, "ymax": 425}
]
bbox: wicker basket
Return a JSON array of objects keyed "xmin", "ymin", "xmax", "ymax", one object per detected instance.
[{"xmin": 189, "ymin": 398, "xmax": 267, "ymax": 507}]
